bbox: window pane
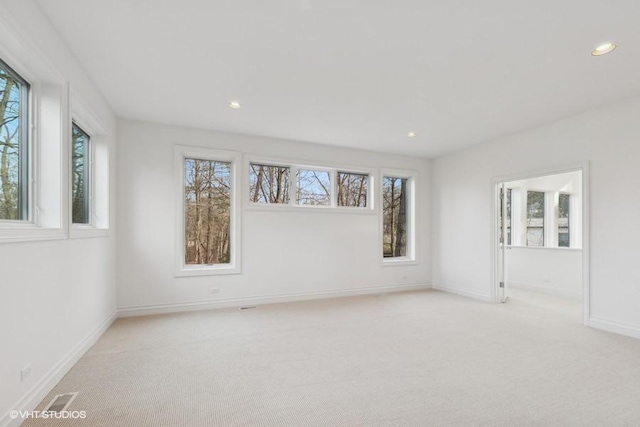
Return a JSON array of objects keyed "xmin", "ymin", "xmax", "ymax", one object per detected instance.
[
  {"xmin": 72, "ymin": 124, "xmax": 90, "ymax": 224},
  {"xmin": 249, "ymin": 164, "xmax": 290, "ymax": 204},
  {"xmin": 184, "ymin": 158, "xmax": 231, "ymax": 265},
  {"xmin": 337, "ymin": 172, "xmax": 368, "ymax": 207},
  {"xmin": 382, "ymin": 176, "xmax": 407, "ymax": 258},
  {"xmin": 0, "ymin": 60, "xmax": 27, "ymax": 220},
  {"xmin": 296, "ymin": 169, "xmax": 330, "ymax": 206},
  {"xmin": 558, "ymin": 193, "xmax": 570, "ymax": 248},
  {"xmin": 506, "ymin": 188, "xmax": 512, "ymax": 245},
  {"xmin": 526, "ymin": 191, "xmax": 545, "ymax": 246}
]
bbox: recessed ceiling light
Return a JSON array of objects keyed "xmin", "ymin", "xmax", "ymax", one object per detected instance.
[
  {"xmin": 228, "ymin": 101, "xmax": 242, "ymax": 109},
  {"xmin": 591, "ymin": 42, "xmax": 616, "ymax": 56},
  {"xmin": 407, "ymin": 132, "xmax": 417, "ymax": 138}
]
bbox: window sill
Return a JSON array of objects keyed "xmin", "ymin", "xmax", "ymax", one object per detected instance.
[
  {"xmin": 0, "ymin": 226, "xmax": 67, "ymax": 244},
  {"xmin": 70, "ymin": 226, "xmax": 110, "ymax": 239},
  {"xmin": 175, "ymin": 265, "xmax": 241, "ymax": 277},
  {"xmin": 507, "ymin": 245, "xmax": 582, "ymax": 251},
  {"xmin": 381, "ymin": 257, "xmax": 418, "ymax": 267},
  {"xmin": 244, "ymin": 204, "xmax": 376, "ymax": 215}
]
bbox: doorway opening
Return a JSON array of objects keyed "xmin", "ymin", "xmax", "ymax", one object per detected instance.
[{"xmin": 492, "ymin": 164, "xmax": 589, "ymax": 324}]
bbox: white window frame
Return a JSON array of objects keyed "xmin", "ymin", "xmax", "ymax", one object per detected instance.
[
  {"xmin": 0, "ymin": 44, "xmax": 68, "ymax": 243},
  {"xmin": 70, "ymin": 122, "xmax": 91, "ymax": 225},
  {"xmin": 243, "ymin": 154, "xmax": 376, "ymax": 214},
  {"xmin": 380, "ymin": 168, "xmax": 417, "ymax": 266},
  {"xmin": 69, "ymin": 90, "xmax": 110, "ymax": 238},
  {"xmin": 175, "ymin": 145, "xmax": 242, "ymax": 277},
  {"xmin": 524, "ymin": 189, "xmax": 546, "ymax": 247},
  {"xmin": 247, "ymin": 160, "xmax": 294, "ymax": 207}
]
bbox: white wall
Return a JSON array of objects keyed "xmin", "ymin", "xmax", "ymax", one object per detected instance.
[
  {"xmin": 0, "ymin": 1, "xmax": 117, "ymax": 425},
  {"xmin": 116, "ymin": 119, "xmax": 431, "ymax": 314},
  {"xmin": 507, "ymin": 248, "xmax": 582, "ymax": 298},
  {"xmin": 431, "ymin": 96, "xmax": 640, "ymax": 337}
]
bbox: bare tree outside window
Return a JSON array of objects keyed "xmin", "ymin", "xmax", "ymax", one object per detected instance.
[
  {"xmin": 526, "ymin": 191, "xmax": 545, "ymax": 246},
  {"xmin": 296, "ymin": 169, "xmax": 330, "ymax": 206},
  {"xmin": 383, "ymin": 176, "xmax": 407, "ymax": 257},
  {"xmin": 337, "ymin": 172, "xmax": 368, "ymax": 207},
  {"xmin": 184, "ymin": 158, "xmax": 231, "ymax": 265},
  {"xmin": 72, "ymin": 123, "xmax": 90, "ymax": 224},
  {"xmin": 249, "ymin": 164, "xmax": 290, "ymax": 204},
  {"xmin": 0, "ymin": 60, "xmax": 28, "ymax": 220}
]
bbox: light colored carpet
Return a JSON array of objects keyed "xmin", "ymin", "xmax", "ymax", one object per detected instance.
[{"xmin": 23, "ymin": 289, "xmax": 640, "ymax": 426}]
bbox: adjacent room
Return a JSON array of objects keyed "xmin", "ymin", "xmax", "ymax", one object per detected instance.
[
  {"xmin": 499, "ymin": 170, "xmax": 584, "ymax": 320},
  {"xmin": 1, "ymin": 1, "xmax": 640, "ymax": 426}
]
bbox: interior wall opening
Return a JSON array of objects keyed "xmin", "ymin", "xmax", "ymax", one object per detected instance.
[{"xmin": 497, "ymin": 169, "xmax": 585, "ymax": 322}]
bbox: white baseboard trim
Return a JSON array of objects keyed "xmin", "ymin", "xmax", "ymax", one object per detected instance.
[
  {"xmin": 1, "ymin": 310, "xmax": 117, "ymax": 427},
  {"xmin": 118, "ymin": 283, "xmax": 432, "ymax": 318},
  {"xmin": 432, "ymin": 283, "xmax": 493, "ymax": 302},
  {"xmin": 589, "ymin": 316, "xmax": 640, "ymax": 340},
  {"xmin": 508, "ymin": 281, "xmax": 582, "ymax": 300}
]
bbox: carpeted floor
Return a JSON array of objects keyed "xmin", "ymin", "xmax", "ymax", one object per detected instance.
[{"xmin": 23, "ymin": 289, "xmax": 640, "ymax": 426}]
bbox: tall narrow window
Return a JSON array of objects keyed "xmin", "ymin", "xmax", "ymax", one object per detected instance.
[
  {"xmin": 506, "ymin": 188, "xmax": 512, "ymax": 245},
  {"xmin": 558, "ymin": 193, "xmax": 570, "ymax": 248},
  {"xmin": 0, "ymin": 59, "xmax": 29, "ymax": 221},
  {"xmin": 382, "ymin": 176, "xmax": 408, "ymax": 258},
  {"xmin": 337, "ymin": 172, "xmax": 368, "ymax": 207},
  {"xmin": 71, "ymin": 123, "xmax": 90, "ymax": 224},
  {"xmin": 249, "ymin": 163, "xmax": 290, "ymax": 204},
  {"xmin": 526, "ymin": 191, "xmax": 545, "ymax": 246},
  {"xmin": 184, "ymin": 158, "xmax": 231, "ymax": 265},
  {"xmin": 296, "ymin": 169, "xmax": 330, "ymax": 206}
]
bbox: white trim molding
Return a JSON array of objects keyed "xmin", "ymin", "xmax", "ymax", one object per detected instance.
[
  {"xmin": 118, "ymin": 283, "xmax": 432, "ymax": 318},
  {"xmin": 1, "ymin": 311, "xmax": 117, "ymax": 427},
  {"xmin": 432, "ymin": 283, "xmax": 493, "ymax": 303},
  {"xmin": 589, "ymin": 317, "xmax": 640, "ymax": 340}
]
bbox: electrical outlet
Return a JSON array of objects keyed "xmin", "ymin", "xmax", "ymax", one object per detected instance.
[
  {"xmin": 210, "ymin": 288, "xmax": 220, "ymax": 294},
  {"xmin": 21, "ymin": 364, "xmax": 31, "ymax": 382}
]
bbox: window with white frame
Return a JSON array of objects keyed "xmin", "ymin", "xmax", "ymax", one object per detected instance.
[
  {"xmin": 558, "ymin": 193, "xmax": 570, "ymax": 248},
  {"xmin": 337, "ymin": 171, "xmax": 368, "ymax": 208},
  {"xmin": 526, "ymin": 191, "xmax": 544, "ymax": 247},
  {"xmin": 247, "ymin": 159, "xmax": 373, "ymax": 210},
  {"xmin": 70, "ymin": 90, "xmax": 111, "ymax": 237},
  {"xmin": 249, "ymin": 163, "xmax": 290, "ymax": 204},
  {"xmin": 382, "ymin": 174, "xmax": 415, "ymax": 261},
  {"xmin": 177, "ymin": 146, "xmax": 240, "ymax": 276},
  {"xmin": 506, "ymin": 188, "xmax": 512, "ymax": 246},
  {"xmin": 296, "ymin": 168, "xmax": 331, "ymax": 206},
  {"xmin": 0, "ymin": 58, "xmax": 29, "ymax": 221},
  {"xmin": 71, "ymin": 123, "xmax": 90, "ymax": 224}
]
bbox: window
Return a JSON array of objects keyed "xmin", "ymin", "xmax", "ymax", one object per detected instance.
[
  {"xmin": 177, "ymin": 146, "xmax": 240, "ymax": 276},
  {"xmin": 247, "ymin": 159, "xmax": 373, "ymax": 211},
  {"xmin": 337, "ymin": 172, "xmax": 368, "ymax": 208},
  {"xmin": 558, "ymin": 193, "xmax": 570, "ymax": 248},
  {"xmin": 526, "ymin": 191, "xmax": 545, "ymax": 246},
  {"xmin": 382, "ymin": 176, "xmax": 408, "ymax": 258},
  {"xmin": 71, "ymin": 123, "xmax": 90, "ymax": 224},
  {"xmin": 0, "ymin": 59, "xmax": 29, "ymax": 221},
  {"xmin": 184, "ymin": 158, "xmax": 231, "ymax": 265},
  {"xmin": 506, "ymin": 188, "xmax": 512, "ymax": 245},
  {"xmin": 296, "ymin": 169, "xmax": 330, "ymax": 206},
  {"xmin": 249, "ymin": 163, "xmax": 290, "ymax": 204}
]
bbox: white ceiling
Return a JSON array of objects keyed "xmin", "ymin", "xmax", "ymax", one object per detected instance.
[{"xmin": 37, "ymin": 0, "xmax": 640, "ymax": 158}]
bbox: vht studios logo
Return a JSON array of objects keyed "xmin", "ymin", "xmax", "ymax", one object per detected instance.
[{"xmin": 9, "ymin": 410, "xmax": 87, "ymax": 420}]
